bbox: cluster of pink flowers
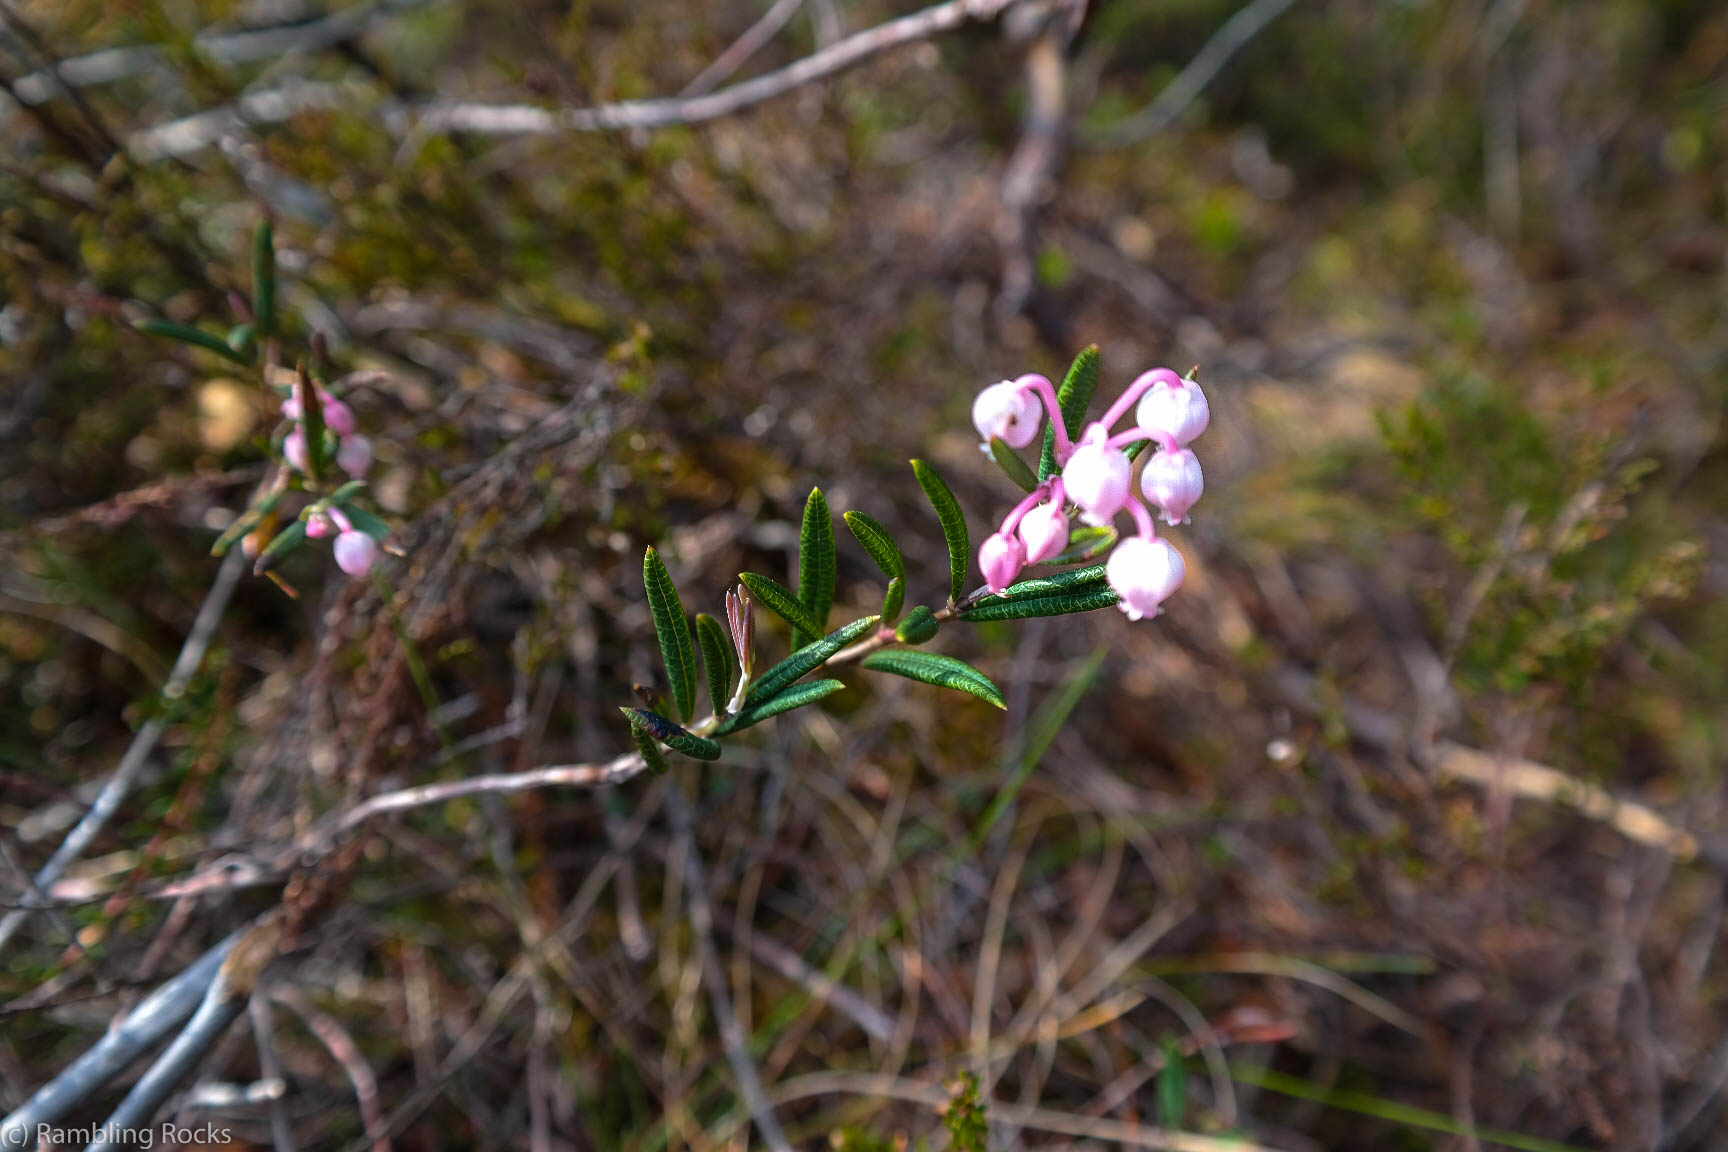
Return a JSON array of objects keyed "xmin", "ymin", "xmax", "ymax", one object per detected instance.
[
  {"xmin": 972, "ymin": 366, "xmax": 1208, "ymax": 620},
  {"xmin": 282, "ymin": 388, "xmax": 379, "ymax": 578}
]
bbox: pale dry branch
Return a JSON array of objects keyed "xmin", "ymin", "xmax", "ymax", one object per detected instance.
[{"xmin": 679, "ymin": 0, "xmax": 809, "ymax": 98}]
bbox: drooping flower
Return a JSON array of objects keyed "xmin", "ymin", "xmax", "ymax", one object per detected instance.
[
  {"xmin": 1140, "ymin": 448, "xmax": 1204, "ymax": 525},
  {"xmin": 1017, "ymin": 495, "xmax": 1069, "ymax": 564},
  {"xmin": 333, "ymin": 528, "xmax": 379, "ymax": 578},
  {"xmin": 1134, "ymin": 376, "xmax": 1209, "ymax": 448},
  {"xmin": 1061, "ymin": 430, "xmax": 1131, "ymax": 526},
  {"xmin": 980, "ymin": 531, "xmax": 1027, "ymax": 593},
  {"xmin": 971, "ymin": 379, "xmax": 1044, "ymax": 451},
  {"xmin": 1106, "ymin": 535, "xmax": 1185, "ymax": 621},
  {"xmin": 336, "ymin": 434, "xmax": 373, "ymax": 479},
  {"xmin": 320, "ymin": 398, "xmax": 358, "ymax": 437}
]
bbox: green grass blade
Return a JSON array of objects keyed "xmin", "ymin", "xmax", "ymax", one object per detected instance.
[
  {"xmin": 989, "ymin": 437, "xmax": 1039, "ymax": 492},
  {"xmin": 621, "ymin": 707, "xmax": 721, "ymax": 761},
  {"xmin": 747, "ymin": 616, "xmax": 878, "ymax": 703},
  {"xmin": 712, "ymin": 679, "xmax": 845, "ymax": 735},
  {"xmin": 253, "ymin": 219, "xmax": 276, "ymax": 338},
  {"xmin": 1229, "ymin": 1064, "xmax": 1592, "ymax": 1152},
  {"xmin": 1039, "ymin": 344, "xmax": 1101, "ymax": 479},
  {"xmin": 911, "ymin": 459, "xmax": 969, "ymax": 605},
  {"xmin": 960, "ymin": 586, "xmax": 1119, "ymax": 621},
  {"xmin": 1157, "ymin": 1038, "xmax": 1187, "ymax": 1130},
  {"xmin": 643, "ymin": 547, "xmax": 698, "ymax": 722},
  {"xmin": 695, "ymin": 613, "xmax": 735, "ymax": 715},
  {"xmin": 738, "ymin": 572, "xmax": 825, "ymax": 638},
  {"xmin": 133, "ymin": 319, "xmax": 253, "ymax": 366},
  {"xmin": 860, "ymin": 651, "xmax": 1006, "ymax": 710},
  {"xmin": 795, "ymin": 488, "xmax": 836, "ymax": 648}
]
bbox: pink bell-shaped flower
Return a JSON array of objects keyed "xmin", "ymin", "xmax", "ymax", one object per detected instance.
[
  {"xmin": 333, "ymin": 529, "xmax": 379, "ymax": 579},
  {"xmin": 980, "ymin": 531, "xmax": 1027, "ymax": 593},
  {"xmin": 1061, "ymin": 431, "xmax": 1131, "ymax": 526},
  {"xmin": 1106, "ymin": 535, "xmax": 1185, "ymax": 621},
  {"xmin": 1140, "ymin": 448, "xmax": 1204, "ymax": 525},
  {"xmin": 1017, "ymin": 497, "xmax": 1069, "ymax": 564},
  {"xmin": 972, "ymin": 380, "xmax": 1043, "ymax": 451},
  {"xmin": 321, "ymin": 398, "xmax": 357, "ymax": 437},
  {"xmin": 1134, "ymin": 377, "xmax": 1210, "ymax": 448},
  {"xmin": 283, "ymin": 428, "xmax": 311, "ymax": 474},
  {"xmin": 336, "ymin": 434, "xmax": 374, "ymax": 479}
]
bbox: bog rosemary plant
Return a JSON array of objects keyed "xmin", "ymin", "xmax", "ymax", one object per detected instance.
[{"xmin": 622, "ymin": 344, "xmax": 1213, "ymax": 763}]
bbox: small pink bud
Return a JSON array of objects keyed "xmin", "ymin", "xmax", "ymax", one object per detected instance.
[
  {"xmin": 336, "ymin": 434, "xmax": 373, "ymax": 479},
  {"xmin": 283, "ymin": 428, "xmax": 310, "ymax": 474},
  {"xmin": 305, "ymin": 510, "xmax": 335, "ymax": 539},
  {"xmin": 1140, "ymin": 448, "xmax": 1204, "ymax": 525},
  {"xmin": 972, "ymin": 379, "xmax": 1043, "ymax": 451},
  {"xmin": 1135, "ymin": 378, "xmax": 1210, "ymax": 448},
  {"xmin": 333, "ymin": 530, "xmax": 378, "ymax": 578},
  {"xmin": 1060, "ymin": 431, "xmax": 1131, "ymax": 526},
  {"xmin": 321, "ymin": 399, "xmax": 357, "ymax": 437},
  {"xmin": 280, "ymin": 395, "xmax": 303, "ymax": 421},
  {"xmin": 1106, "ymin": 535, "xmax": 1185, "ymax": 621},
  {"xmin": 980, "ymin": 531, "xmax": 1027, "ymax": 593},
  {"xmin": 1017, "ymin": 498, "xmax": 1069, "ymax": 564}
]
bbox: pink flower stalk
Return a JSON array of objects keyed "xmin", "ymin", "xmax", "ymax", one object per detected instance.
[
  {"xmin": 980, "ymin": 531, "xmax": 1027, "ymax": 593},
  {"xmin": 1017, "ymin": 486, "xmax": 1069, "ymax": 564},
  {"xmin": 1140, "ymin": 448, "xmax": 1204, "ymax": 525},
  {"xmin": 283, "ymin": 428, "xmax": 310, "ymax": 474},
  {"xmin": 1106, "ymin": 534, "xmax": 1186, "ymax": 621},
  {"xmin": 1097, "ymin": 367, "xmax": 1184, "ymax": 431},
  {"xmin": 336, "ymin": 434, "xmax": 373, "ymax": 479},
  {"xmin": 1134, "ymin": 376, "xmax": 1209, "ymax": 448},
  {"xmin": 1061, "ymin": 429, "xmax": 1131, "ymax": 526}
]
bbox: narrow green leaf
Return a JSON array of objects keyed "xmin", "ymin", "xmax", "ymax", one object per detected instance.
[
  {"xmin": 335, "ymin": 502, "xmax": 390, "ymax": 541},
  {"xmin": 738, "ymin": 572, "xmax": 825, "ymax": 639},
  {"xmin": 211, "ymin": 488, "xmax": 284, "ymax": 557},
  {"xmin": 620, "ymin": 707, "xmax": 721, "ymax": 761},
  {"xmin": 296, "ymin": 363, "xmax": 325, "ymax": 480},
  {"xmin": 994, "ymin": 564, "xmax": 1107, "ymax": 598},
  {"xmin": 989, "ymin": 437, "xmax": 1038, "ymax": 493},
  {"xmin": 747, "ymin": 616, "xmax": 878, "ymax": 703},
  {"xmin": 629, "ymin": 722, "xmax": 671, "ymax": 775},
  {"xmin": 911, "ymin": 459, "xmax": 968, "ymax": 605},
  {"xmin": 712, "ymin": 679, "xmax": 845, "ymax": 736},
  {"xmin": 860, "ymin": 651, "xmax": 1006, "ymax": 710},
  {"xmin": 1039, "ymin": 344, "xmax": 1102, "ymax": 479},
  {"xmin": 881, "ymin": 575, "xmax": 905, "ymax": 624},
  {"xmin": 133, "ymin": 319, "xmax": 252, "ymax": 365},
  {"xmin": 959, "ymin": 586, "xmax": 1119, "ymax": 622},
  {"xmin": 843, "ymin": 511, "xmax": 905, "ymax": 581},
  {"xmin": 795, "ymin": 488, "xmax": 836, "ymax": 648},
  {"xmin": 894, "ymin": 604, "xmax": 940, "ymax": 645},
  {"xmin": 1157, "ymin": 1038, "xmax": 1187, "ymax": 1130},
  {"xmin": 695, "ymin": 613, "xmax": 735, "ymax": 715},
  {"xmin": 253, "ymin": 219, "xmax": 276, "ymax": 338},
  {"xmin": 328, "ymin": 479, "xmax": 368, "ymax": 505},
  {"xmin": 1044, "ymin": 525, "xmax": 1117, "ymax": 566},
  {"xmin": 253, "ymin": 518, "xmax": 307, "ymax": 573},
  {"xmin": 643, "ymin": 547, "xmax": 698, "ymax": 722}
]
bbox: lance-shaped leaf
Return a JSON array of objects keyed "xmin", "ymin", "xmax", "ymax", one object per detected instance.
[
  {"xmin": 845, "ymin": 510, "xmax": 906, "ymax": 622},
  {"xmin": 296, "ymin": 362, "xmax": 326, "ymax": 480},
  {"xmin": 993, "ymin": 563, "xmax": 1108, "ymax": 598},
  {"xmin": 1039, "ymin": 344, "xmax": 1101, "ymax": 479},
  {"xmin": 861, "ymin": 651, "xmax": 1006, "ymax": 710},
  {"xmin": 335, "ymin": 502, "xmax": 391, "ymax": 541},
  {"xmin": 253, "ymin": 517, "xmax": 307, "ymax": 574},
  {"xmin": 253, "ymin": 220, "xmax": 276, "ymax": 338},
  {"xmin": 738, "ymin": 572, "xmax": 825, "ymax": 639},
  {"xmin": 643, "ymin": 547, "xmax": 698, "ymax": 722},
  {"xmin": 695, "ymin": 613, "xmax": 735, "ymax": 715},
  {"xmin": 989, "ymin": 437, "xmax": 1039, "ymax": 493},
  {"xmin": 795, "ymin": 488, "xmax": 836, "ymax": 648},
  {"xmin": 621, "ymin": 707, "xmax": 721, "ymax": 761},
  {"xmin": 959, "ymin": 586, "xmax": 1119, "ymax": 622},
  {"xmin": 211, "ymin": 488, "xmax": 284, "ymax": 557},
  {"xmin": 712, "ymin": 679, "xmax": 845, "ymax": 736},
  {"xmin": 911, "ymin": 459, "xmax": 968, "ymax": 605},
  {"xmin": 747, "ymin": 616, "xmax": 878, "ymax": 703},
  {"xmin": 134, "ymin": 319, "xmax": 252, "ymax": 366},
  {"xmin": 894, "ymin": 605, "xmax": 940, "ymax": 645},
  {"xmin": 1043, "ymin": 525, "xmax": 1117, "ymax": 566},
  {"xmin": 628, "ymin": 722, "xmax": 671, "ymax": 775}
]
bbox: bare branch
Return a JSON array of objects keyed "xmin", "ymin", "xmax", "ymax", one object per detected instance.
[{"xmin": 679, "ymin": 0, "xmax": 808, "ymax": 98}]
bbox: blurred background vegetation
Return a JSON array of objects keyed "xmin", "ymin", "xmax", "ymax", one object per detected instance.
[{"xmin": 2, "ymin": 0, "xmax": 1726, "ymax": 1148}]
